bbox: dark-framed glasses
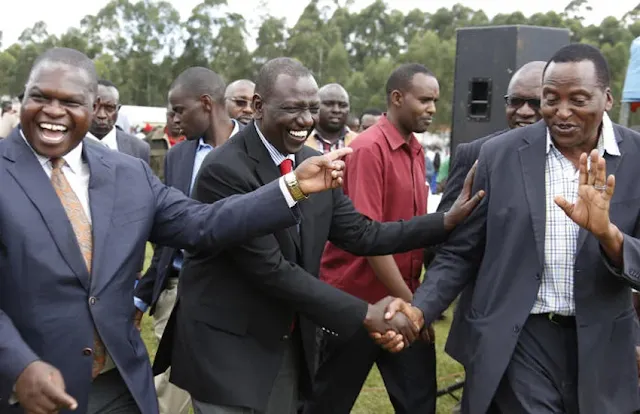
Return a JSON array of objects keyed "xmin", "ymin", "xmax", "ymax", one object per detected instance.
[{"xmin": 504, "ymin": 95, "xmax": 540, "ymax": 109}]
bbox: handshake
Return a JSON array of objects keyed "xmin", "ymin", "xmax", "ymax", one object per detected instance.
[{"xmin": 362, "ymin": 297, "xmax": 434, "ymax": 352}]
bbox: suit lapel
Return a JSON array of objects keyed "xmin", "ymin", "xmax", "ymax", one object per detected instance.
[
  {"xmin": 115, "ymin": 130, "xmax": 129, "ymax": 155},
  {"xmin": 245, "ymin": 123, "xmax": 301, "ymax": 253},
  {"xmin": 4, "ymin": 131, "xmax": 90, "ymax": 289},
  {"xmin": 575, "ymin": 130, "xmax": 624, "ymax": 254},
  {"xmin": 176, "ymin": 140, "xmax": 199, "ymax": 194},
  {"xmin": 84, "ymin": 144, "xmax": 116, "ymax": 291},
  {"xmin": 518, "ymin": 123, "xmax": 547, "ymax": 268}
]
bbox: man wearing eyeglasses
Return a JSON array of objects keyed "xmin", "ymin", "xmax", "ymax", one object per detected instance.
[
  {"xmin": 432, "ymin": 61, "xmax": 545, "ymax": 216},
  {"xmin": 225, "ymin": 79, "xmax": 255, "ymax": 126},
  {"xmin": 87, "ymin": 79, "xmax": 151, "ymax": 163}
]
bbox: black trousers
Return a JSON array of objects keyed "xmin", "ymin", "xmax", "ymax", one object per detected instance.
[
  {"xmin": 304, "ymin": 326, "xmax": 436, "ymax": 414},
  {"xmin": 87, "ymin": 368, "xmax": 141, "ymax": 414},
  {"xmin": 488, "ymin": 314, "xmax": 579, "ymax": 414}
]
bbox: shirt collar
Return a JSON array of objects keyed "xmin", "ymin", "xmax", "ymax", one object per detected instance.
[
  {"xmin": 379, "ymin": 114, "xmax": 423, "ymax": 155},
  {"xmin": 546, "ymin": 112, "xmax": 620, "ymax": 156},
  {"xmin": 86, "ymin": 127, "xmax": 118, "ymax": 151},
  {"xmin": 197, "ymin": 119, "xmax": 241, "ymax": 150},
  {"xmin": 255, "ymin": 122, "xmax": 295, "ymax": 167},
  {"xmin": 312, "ymin": 127, "xmax": 347, "ymax": 144},
  {"xmin": 197, "ymin": 137, "xmax": 213, "ymax": 150},
  {"xmin": 20, "ymin": 128, "xmax": 85, "ymax": 173}
]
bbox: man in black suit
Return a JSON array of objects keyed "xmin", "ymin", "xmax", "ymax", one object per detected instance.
[
  {"xmin": 87, "ymin": 79, "xmax": 150, "ymax": 163},
  {"xmin": 134, "ymin": 67, "xmax": 243, "ymax": 414},
  {"xmin": 154, "ymin": 57, "xmax": 483, "ymax": 414}
]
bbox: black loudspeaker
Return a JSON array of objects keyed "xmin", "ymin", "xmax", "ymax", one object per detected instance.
[{"xmin": 450, "ymin": 25, "xmax": 570, "ymax": 153}]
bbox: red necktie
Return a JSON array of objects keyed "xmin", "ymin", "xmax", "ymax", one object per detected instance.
[{"xmin": 279, "ymin": 159, "xmax": 293, "ymax": 175}]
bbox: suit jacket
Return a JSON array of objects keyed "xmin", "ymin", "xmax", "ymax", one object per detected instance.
[
  {"xmin": 414, "ymin": 120, "xmax": 640, "ymax": 414},
  {"xmin": 136, "ymin": 121, "xmax": 246, "ymax": 313},
  {"xmin": 135, "ymin": 138, "xmax": 199, "ymax": 313},
  {"xmin": 0, "ymin": 129, "xmax": 301, "ymax": 414},
  {"xmin": 423, "ymin": 130, "xmax": 507, "ymax": 266},
  {"xmin": 154, "ymin": 122, "xmax": 450, "ymax": 412},
  {"xmin": 116, "ymin": 129, "xmax": 150, "ymax": 164}
]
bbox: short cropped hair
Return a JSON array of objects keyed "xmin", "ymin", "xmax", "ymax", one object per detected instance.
[
  {"xmin": 543, "ymin": 43, "xmax": 610, "ymax": 89},
  {"xmin": 255, "ymin": 58, "xmax": 312, "ymax": 102},
  {"xmin": 29, "ymin": 47, "xmax": 98, "ymax": 94},
  {"xmin": 385, "ymin": 63, "xmax": 435, "ymax": 103},
  {"xmin": 170, "ymin": 67, "xmax": 226, "ymax": 104}
]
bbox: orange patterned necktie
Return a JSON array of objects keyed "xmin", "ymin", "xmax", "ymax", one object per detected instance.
[{"xmin": 50, "ymin": 158, "xmax": 106, "ymax": 378}]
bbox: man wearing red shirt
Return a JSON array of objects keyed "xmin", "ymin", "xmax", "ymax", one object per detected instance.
[{"xmin": 306, "ymin": 63, "xmax": 439, "ymax": 414}]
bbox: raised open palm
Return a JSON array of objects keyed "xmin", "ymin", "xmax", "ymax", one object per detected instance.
[{"xmin": 554, "ymin": 149, "xmax": 616, "ymax": 239}]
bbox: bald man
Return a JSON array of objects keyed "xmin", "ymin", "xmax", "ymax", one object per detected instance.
[
  {"xmin": 306, "ymin": 83, "xmax": 358, "ymax": 154},
  {"xmin": 437, "ymin": 61, "xmax": 545, "ymax": 213},
  {"xmin": 224, "ymin": 79, "xmax": 255, "ymax": 125}
]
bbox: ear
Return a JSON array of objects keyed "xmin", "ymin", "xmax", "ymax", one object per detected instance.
[
  {"xmin": 604, "ymin": 87, "xmax": 613, "ymax": 112},
  {"xmin": 390, "ymin": 90, "xmax": 403, "ymax": 108},
  {"xmin": 201, "ymin": 95, "xmax": 213, "ymax": 113},
  {"xmin": 252, "ymin": 93, "xmax": 263, "ymax": 121}
]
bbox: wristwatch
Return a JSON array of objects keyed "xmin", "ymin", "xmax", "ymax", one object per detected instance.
[{"xmin": 283, "ymin": 171, "xmax": 308, "ymax": 202}]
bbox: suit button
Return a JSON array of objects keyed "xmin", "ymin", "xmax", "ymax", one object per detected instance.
[
  {"xmin": 535, "ymin": 273, "xmax": 541, "ymax": 280},
  {"xmin": 89, "ymin": 297, "xmax": 97, "ymax": 305},
  {"xmin": 513, "ymin": 325, "xmax": 521, "ymax": 333},
  {"xmin": 82, "ymin": 348, "xmax": 93, "ymax": 356},
  {"xmin": 282, "ymin": 334, "xmax": 290, "ymax": 340}
]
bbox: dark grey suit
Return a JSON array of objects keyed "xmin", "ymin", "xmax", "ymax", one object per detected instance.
[
  {"xmin": 414, "ymin": 120, "xmax": 640, "ymax": 414},
  {"xmin": 423, "ymin": 130, "xmax": 507, "ymax": 267},
  {"xmin": 116, "ymin": 129, "xmax": 150, "ymax": 164}
]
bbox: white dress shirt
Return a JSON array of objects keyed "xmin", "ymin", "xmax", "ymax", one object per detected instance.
[{"xmin": 86, "ymin": 127, "xmax": 118, "ymax": 151}]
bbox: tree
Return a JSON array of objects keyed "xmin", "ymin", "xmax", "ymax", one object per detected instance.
[{"xmin": 1, "ymin": 0, "xmax": 639, "ymax": 128}]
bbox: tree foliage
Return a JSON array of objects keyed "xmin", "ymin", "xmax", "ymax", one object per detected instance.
[{"xmin": 1, "ymin": 0, "xmax": 638, "ymax": 127}]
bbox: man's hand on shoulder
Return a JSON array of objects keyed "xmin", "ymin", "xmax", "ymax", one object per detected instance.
[
  {"xmin": 293, "ymin": 147, "xmax": 353, "ymax": 196},
  {"xmin": 15, "ymin": 360, "xmax": 77, "ymax": 413},
  {"xmin": 444, "ymin": 160, "xmax": 485, "ymax": 231}
]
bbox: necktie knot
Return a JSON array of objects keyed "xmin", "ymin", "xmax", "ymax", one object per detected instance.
[
  {"xmin": 50, "ymin": 157, "xmax": 65, "ymax": 170},
  {"xmin": 279, "ymin": 158, "xmax": 293, "ymax": 176}
]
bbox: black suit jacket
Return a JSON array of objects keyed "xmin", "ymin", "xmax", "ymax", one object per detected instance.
[
  {"xmin": 116, "ymin": 129, "xmax": 150, "ymax": 164},
  {"xmin": 423, "ymin": 130, "xmax": 507, "ymax": 267},
  {"xmin": 154, "ymin": 122, "xmax": 450, "ymax": 412}
]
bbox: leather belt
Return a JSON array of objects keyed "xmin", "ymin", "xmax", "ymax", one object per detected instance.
[{"xmin": 541, "ymin": 312, "xmax": 576, "ymax": 328}]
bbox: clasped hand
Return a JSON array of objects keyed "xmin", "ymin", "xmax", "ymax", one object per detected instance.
[{"xmin": 363, "ymin": 297, "xmax": 433, "ymax": 353}]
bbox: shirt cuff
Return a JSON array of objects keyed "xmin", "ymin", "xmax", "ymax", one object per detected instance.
[
  {"xmin": 278, "ymin": 176, "xmax": 297, "ymax": 207},
  {"xmin": 134, "ymin": 297, "xmax": 149, "ymax": 312},
  {"xmin": 9, "ymin": 385, "xmax": 17, "ymax": 405}
]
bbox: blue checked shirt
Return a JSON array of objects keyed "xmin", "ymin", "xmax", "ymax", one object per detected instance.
[{"xmin": 531, "ymin": 113, "xmax": 620, "ymax": 316}]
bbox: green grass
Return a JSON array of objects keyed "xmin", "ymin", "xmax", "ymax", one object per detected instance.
[{"xmin": 140, "ymin": 245, "xmax": 464, "ymax": 413}]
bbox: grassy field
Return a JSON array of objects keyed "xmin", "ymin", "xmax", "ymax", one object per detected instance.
[{"xmin": 140, "ymin": 245, "xmax": 464, "ymax": 414}]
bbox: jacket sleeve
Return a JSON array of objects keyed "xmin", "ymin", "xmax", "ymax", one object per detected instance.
[
  {"xmin": 413, "ymin": 145, "xmax": 490, "ymax": 324},
  {"xmin": 146, "ymin": 160, "xmax": 301, "ymax": 256}
]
